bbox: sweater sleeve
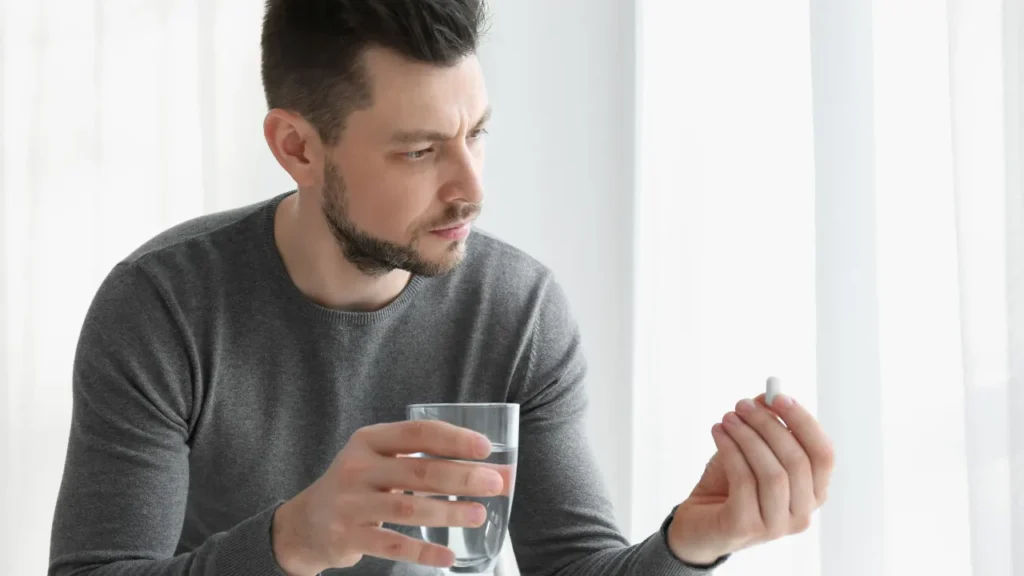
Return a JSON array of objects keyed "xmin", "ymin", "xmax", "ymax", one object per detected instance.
[
  {"xmin": 507, "ymin": 275, "xmax": 729, "ymax": 576},
  {"xmin": 48, "ymin": 262, "xmax": 288, "ymax": 576}
]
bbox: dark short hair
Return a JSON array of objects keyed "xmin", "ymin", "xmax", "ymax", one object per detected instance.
[{"xmin": 260, "ymin": 0, "xmax": 488, "ymax": 145}]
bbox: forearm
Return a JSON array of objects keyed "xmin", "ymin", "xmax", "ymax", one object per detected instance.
[
  {"xmin": 543, "ymin": 514, "xmax": 727, "ymax": 576},
  {"xmin": 50, "ymin": 505, "xmax": 287, "ymax": 576},
  {"xmin": 509, "ymin": 276, "xmax": 730, "ymax": 576}
]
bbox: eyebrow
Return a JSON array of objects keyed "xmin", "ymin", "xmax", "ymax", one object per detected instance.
[{"xmin": 389, "ymin": 107, "xmax": 492, "ymax": 144}]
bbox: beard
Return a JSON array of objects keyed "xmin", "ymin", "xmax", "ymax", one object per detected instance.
[{"xmin": 320, "ymin": 160, "xmax": 481, "ymax": 277}]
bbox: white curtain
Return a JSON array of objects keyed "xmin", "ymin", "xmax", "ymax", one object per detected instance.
[
  {"xmin": 634, "ymin": 1, "xmax": 1022, "ymax": 575},
  {"xmin": 0, "ymin": 1, "xmax": 292, "ymax": 574}
]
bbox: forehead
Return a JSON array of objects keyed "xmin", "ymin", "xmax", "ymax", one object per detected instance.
[{"xmin": 354, "ymin": 47, "xmax": 489, "ymax": 132}]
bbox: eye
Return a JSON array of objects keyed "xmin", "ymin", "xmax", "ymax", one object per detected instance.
[
  {"xmin": 469, "ymin": 127, "xmax": 489, "ymax": 140},
  {"xmin": 403, "ymin": 147, "xmax": 433, "ymax": 160}
]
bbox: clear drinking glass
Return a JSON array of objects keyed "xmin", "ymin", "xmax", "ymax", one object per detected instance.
[{"xmin": 405, "ymin": 403, "xmax": 520, "ymax": 575}]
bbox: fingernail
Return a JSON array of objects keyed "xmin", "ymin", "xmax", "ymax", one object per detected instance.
[
  {"xmin": 736, "ymin": 399, "xmax": 756, "ymax": 415},
  {"xmin": 774, "ymin": 394, "xmax": 794, "ymax": 408}
]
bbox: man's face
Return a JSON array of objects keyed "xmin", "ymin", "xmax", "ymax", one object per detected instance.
[{"xmin": 320, "ymin": 47, "xmax": 489, "ymax": 277}]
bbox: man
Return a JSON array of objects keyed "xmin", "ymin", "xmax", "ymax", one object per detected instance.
[{"xmin": 49, "ymin": 1, "xmax": 834, "ymax": 575}]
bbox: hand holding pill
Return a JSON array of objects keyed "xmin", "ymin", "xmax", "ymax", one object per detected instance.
[{"xmin": 666, "ymin": 377, "xmax": 835, "ymax": 566}]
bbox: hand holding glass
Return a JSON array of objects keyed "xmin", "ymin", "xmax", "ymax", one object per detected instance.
[
  {"xmin": 270, "ymin": 406, "xmax": 518, "ymax": 575},
  {"xmin": 406, "ymin": 403, "xmax": 519, "ymax": 575}
]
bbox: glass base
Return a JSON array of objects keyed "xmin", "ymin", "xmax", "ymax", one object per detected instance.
[{"xmin": 443, "ymin": 558, "xmax": 498, "ymax": 574}]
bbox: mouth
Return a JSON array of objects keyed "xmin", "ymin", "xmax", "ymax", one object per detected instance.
[{"xmin": 429, "ymin": 220, "xmax": 473, "ymax": 241}]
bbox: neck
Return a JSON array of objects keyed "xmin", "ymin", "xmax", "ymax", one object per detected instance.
[{"xmin": 274, "ymin": 190, "xmax": 412, "ymax": 312}]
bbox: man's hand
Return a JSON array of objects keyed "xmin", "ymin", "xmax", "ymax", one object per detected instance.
[
  {"xmin": 667, "ymin": 394, "xmax": 834, "ymax": 565},
  {"xmin": 271, "ymin": 420, "xmax": 510, "ymax": 576}
]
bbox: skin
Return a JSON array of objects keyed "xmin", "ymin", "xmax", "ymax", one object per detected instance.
[
  {"xmin": 264, "ymin": 47, "xmax": 488, "ymax": 312},
  {"xmin": 262, "ymin": 46, "xmax": 834, "ymax": 573},
  {"xmin": 668, "ymin": 393, "xmax": 834, "ymax": 564}
]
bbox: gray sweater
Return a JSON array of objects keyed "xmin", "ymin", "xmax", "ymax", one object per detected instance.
[{"xmin": 48, "ymin": 191, "xmax": 723, "ymax": 576}]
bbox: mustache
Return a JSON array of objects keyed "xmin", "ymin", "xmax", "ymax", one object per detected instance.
[{"xmin": 427, "ymin": 202, "xmax": 482, "ymax": 230}]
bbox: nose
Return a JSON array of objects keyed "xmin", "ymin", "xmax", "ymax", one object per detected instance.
[{"xmin": 442, "ymin": 147, "xmax": 484, "ymax": 205}]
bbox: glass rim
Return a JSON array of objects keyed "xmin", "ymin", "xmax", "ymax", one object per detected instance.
[{"xmin": 406, "ymin": 402, "xmax": 519, "ymax": 409}]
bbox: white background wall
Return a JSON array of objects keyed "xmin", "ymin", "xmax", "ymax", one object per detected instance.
[{"xmin": 475, "ymin": 0, "xmax": 637, "ymax": 536}]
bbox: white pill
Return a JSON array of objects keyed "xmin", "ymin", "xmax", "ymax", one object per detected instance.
[{"xmin": 766, "ymin": 376, "xmax": 781, "ymax": 406}]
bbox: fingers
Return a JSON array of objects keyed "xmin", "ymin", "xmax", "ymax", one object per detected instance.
[
  {"xmin": 353, "ymin": 526, "xmax": 456, "ymax": 568},
  {"xmin": 735, "ymin": 399, "xmax": 816, "ymax": 525},
  {"xmin": 721, "ymin": 411, "xmax": 790, "ymax": 536},
  {"xmin": 344, "ymin": 492, "xmax": 486, "ymax": 528},
  {"xmin": 357, "ymin": 420, "xmax": 492, "ymax": 460},
  {"xmin": 366, "ymin": 456, "xmax": 508, "ymax": 497},
  {"xmin": 756, "ymin": 394, "xmax": 835, "ymax": 506},
  {"xmin": 710, "ymin": 423, "xmax": 759, "ymax": 527}
]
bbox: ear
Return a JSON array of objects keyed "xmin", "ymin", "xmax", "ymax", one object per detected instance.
[{"xmin": 264, "ymin": 109, "xmax": 322, "ymax": 189}]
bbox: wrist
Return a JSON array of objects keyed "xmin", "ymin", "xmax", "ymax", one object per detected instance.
[
  {"xmin": 272, "ymin": 497, "xmax": 324, "ymax": 576},
  {"xmin": 666, "ymin": 510, "xmax": 726, "ymax": 567}
]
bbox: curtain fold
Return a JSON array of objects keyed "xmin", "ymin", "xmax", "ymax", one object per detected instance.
[
  {"xmin": 1001, "ymin": 1, "xmax": 1024, "ymax": 570},
  {"xmin": 950, "ymin": 0, "xmax": 1021, "ymax": 573}
]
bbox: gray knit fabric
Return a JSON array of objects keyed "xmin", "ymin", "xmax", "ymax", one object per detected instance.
[{"xmin": 48, "ymin": 192, "xmax": 724, "ymax": 576}]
